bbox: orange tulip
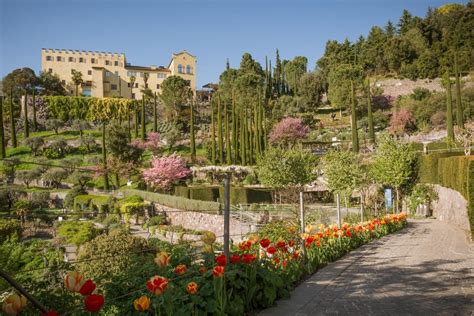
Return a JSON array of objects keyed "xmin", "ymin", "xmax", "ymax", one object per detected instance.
[
  {"xmin": 146, "ymin": 275, "xmax": 168, "ymax": 295},
  {"xmin": 175, "ymin": 264, "xmax": 187, "ymax": 276},
  {"xmin": 154, "ymin": 252, "xmax": 169, "ymax": 268},
  {"xmin": 212, "ymin": 266, "xmax": 225, "ymax": 278},
  {"xmin": 134, "ymin": 295, "xmax": 151, "ymax": 312},
  {"xmin": 186, "ymin": 281, "xmax": 198, "ymax": 294},
  {"xmin": 198, "ymin": 266, "xmax": 208, "ymax": 274},
  {"xmin": 64, "ymin": 271, "xmax": 85, "ymax": 293},
  {"xmin": 2, "ymin": 293, "xmax": 27, "ymax": 316}
]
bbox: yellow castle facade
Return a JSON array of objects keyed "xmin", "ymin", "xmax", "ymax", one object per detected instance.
[{"xmin": 41, "ymin": 48, "xmax": 196, "ymax": 99}]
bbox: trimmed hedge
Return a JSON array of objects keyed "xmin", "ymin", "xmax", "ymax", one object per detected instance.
[
  {"xmin": 121, "ymin": 189, "xmax": 221, "ymax": 213},
  {"xmin": 175, "ymin": 186, "xmax": 273, "ymax": 204},
  {"xmin": 420, "ymin": 153, "xmax": 474, "ymax": 239}
]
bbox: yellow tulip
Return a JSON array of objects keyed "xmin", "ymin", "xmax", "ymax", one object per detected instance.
[
  {"xmin": 154, "ymin": 252, "xmax": 169, "ymax": 268},
  {"xmin": 64, "ymin": 271, "xmax": 85, "ymax": 292},
  {"xmin": 133, "ymin": 295, "xmax": 151, "ymax": 312},
  {"xmin": 2, "ymin": 293, "xmax": 27, "ymax": 316}
]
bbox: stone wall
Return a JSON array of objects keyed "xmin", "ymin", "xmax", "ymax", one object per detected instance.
[
  {"xmin": 431, "ymin": 185, "xmax": 470, "ymax": 233},
  {"xmin": 153, "ymin": 203, "xmax": 254, "ymax": 242}
]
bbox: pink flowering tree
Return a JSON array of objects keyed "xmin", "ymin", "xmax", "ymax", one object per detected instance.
[
  {"xmin": 131, "ymin": 132, "xmax": 163, "ymax": 155},
  {"xmin": 389, "ymin": 108, "xmax": 416, "ymax": 136},
  {"xmin": 269, "ymin": 117, "xmax": 309, "ymax": 149},
  {"xmin": 143, "ymin": 153, "xmax": 192, "ymax": 192}
]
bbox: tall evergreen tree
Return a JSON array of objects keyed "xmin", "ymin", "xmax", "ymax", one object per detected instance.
[
  {"xmin": 274, "ymin": 49, "xmax": 282, "ymax": 95},
  {"xmin": 102, "ymin": 122, "xmax": 110, "ymax": 191},
  {"xmin": 444, "ymin": 71, "xmax": 454, "ymax": 142},
  {"xmin": 190, "ymin": 98, "xmax": 196, "ymax": 162},
  {"xmin": 210, "ymin": 97, "xmax": 216, "ymax": 164},
  {"xmin": 217, "ymin": 94, "xmax": 224, "ymax": 163},
  {"xmin": 398, "ymin": 9, "xmax": 413, "ymax": 35},
  {"xmin": 141, "ymin": 96, "xmax": 146, "ymax": 140},
  {"xmin": 224, "ymin": 98, "xmax": 231, "ymax": 165},
  {"xmin": 366, "ymin": 79, "xmax": 375, "ymax": 144},
  {"xmin": 153, "ymin": 92, "xmax": 158, "ymax": 132},
  {"xmin": 9, "ymin": 88, "xmax": 17, "ymax": 148},
  {"xmin": 454, "ymin": 54, "xmax": 464, "ymax": 129},
  {"xmin": 350, "ymin": 80, "xmax": 359, "ymax": 153},
  {"xmin": 0, "ymin": 97, "xmax": 5, "ymax": 158},
  {"xmin": 23, "ymin": 93, "xmax": 29, "ymax": 138},
  {"xmin": 32, "ymin": 89, "xmax": 37, "ymax": 131}
]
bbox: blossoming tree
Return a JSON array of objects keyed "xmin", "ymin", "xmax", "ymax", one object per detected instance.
[
  {"xmin": 269, "ymin": 117, "xmax": 309, "ymax": 149},
  {"xmin": 142, "ymin": 153, "xmax": 191, "ymax": 192}
]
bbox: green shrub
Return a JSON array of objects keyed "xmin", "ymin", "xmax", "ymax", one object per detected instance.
[
  {"xmin": 64, "ymin": 186, "xmax": 87, "ymax": 208},
  {"xmin": 43, "ymin": 147, "xmax": 63, "ymax": 159},
  {"xmin": 6, "ymin": 146, "xmax": 31, "ymax": 157},
  {"xmin": 73, "ymin": 194, "xmax": 93, "ymax": 211},
  {"xmin": 147, "ymin": 215, "xmax": 167, "ymax": 226},
  {"xmin": 174, "ymin": 186, "xmax": 190, "ymax": 198},
  {"xmin": 418, "ymin": 152, "xmax": 462, "ymax": 184},
  {"xmin": 189, "ymin": 186, "xmax": 220, "ymax": 202},
  {"xmin": 57, "ymin": 221, "xmax": 99, "ymax": 246},
  {"xmin": 0, "ymin": 219, "xmax": 22, "ymax": 242},
  {"xmin": 122, "ymin": 189, "xmax": 221, "ymax": 213}
]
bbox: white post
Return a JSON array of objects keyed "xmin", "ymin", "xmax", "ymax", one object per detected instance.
[{"xmin": 336, "ymin": 192, "xmax": 341, "ymax": 227}]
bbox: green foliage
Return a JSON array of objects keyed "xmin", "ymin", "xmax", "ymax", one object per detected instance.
[
  {"xmin": 77, "ymin": 231, "xmax": 148, "ymax": 279},
  {"xmin": 57, "ymin": 221, "xmax": 99, "ymax": 246},
  {"xmin": 408, "ymin": 184, "xmax": 439, "ymax": 212},
  {"xmin": 160, "ymin": 75, "xmax": 193, "ymax": 125},
  {"xmin": 0, "ymin": 219, "xmax": 22, "ymax": 242},
  {"xmin": 64, "ymin": 186, "xmax": 87, "ymax": 208},
  {"xmin": 122, "ymin": 189, "xmax": 221, "ymax": 213},
  {"xmin": 322, "ymin": 150, "xmax": 364, "ymax": 194},
  {"xmin": 418, "ymin": 152, "xmax": 462, "ymax": 183},
  {"xmin": 370, "ymin": 134, "xmax": 418, "ymax": 191},
  {"xmin": 257, "ymin": 147, "xmax": 317, "ymax": 189},
  {"xmin": 147, "ymin": 215, "xmax": 167, "ymax": 226},
  {"xmin": 73, "ymin": 194, "xmax": 93, "ymax": 211}
]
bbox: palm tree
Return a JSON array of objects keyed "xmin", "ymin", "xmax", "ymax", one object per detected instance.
[{"xmin": 71, "ymin": 70, "xmax": 83, "ymax": 96}]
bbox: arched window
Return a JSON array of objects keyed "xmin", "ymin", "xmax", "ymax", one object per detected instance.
[
  {"xmin": 178, "ymin": 64, "xmax": 183, "ymax": 73},
  {"xmin": 186, "ymin": 65, "xmax": 192, "ymax": 74}
]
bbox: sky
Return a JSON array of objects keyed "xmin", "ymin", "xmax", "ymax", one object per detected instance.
[{"xmin": 0, "ymin": 0, "xmax": 459, "ymax": 88}]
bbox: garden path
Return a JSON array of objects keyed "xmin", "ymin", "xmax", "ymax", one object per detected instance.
[{"xmin": 260, "ymin": 219, "xmax": 474, "ymax": 316}]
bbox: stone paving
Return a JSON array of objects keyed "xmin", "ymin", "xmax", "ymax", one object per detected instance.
[{"xmin": 260, "ymin": 219, "xmax": 474, "ymax": 316}]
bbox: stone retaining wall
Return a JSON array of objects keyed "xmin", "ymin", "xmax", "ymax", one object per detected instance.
[
  {"xmin": 153, "ymin": 203, "xmax": 254, "ymax": 242},
  {"xmin": 431, "ymin": 185, "xmax": 470, "ymax": 232}
]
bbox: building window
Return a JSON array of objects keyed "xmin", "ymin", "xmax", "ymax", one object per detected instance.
[
  {"xmin": 46, "ymin": 56, "xmax": 52, "ymax": 61},
  {"xmin": 132, "ymin": 93, "xmax": 135, "ymax": 99},
  {"xmin": 68, "ymin": 57, "xmax": 74, "ymax": 62},
  {"xmin": 115, "ymin": 71, "xmax": 119, "ymax": 76},
  {"xmin": 127, "ymin": 83, "xmax": 131, "ymax": 87},
  {"xmin": 127, "ymin": 71, "xmax": 137, "ymax": 77},
  {"xmin": 91, "ymin": 58, "xmax": 96, "ymax": 64},
  {"xmin": 135, "ymin": 83, "xmax": 138, "ymax": 88},
  {"xmin": 105, "ymin": 60, "xmax": 110, "ymax": 65},
  {"xmin": 178, "ymin": 64, "xmax": 183, "ymax": 73},
  {"xmin": 105, "ymin": 71, "xmax": 112, "ymax": 77},
  {"xmin": 157, "ymin": 73, "xmax": 167, "ymax": 79},
  {"xmin": 186, "ymin": 65, "xmax": 192, "ymax": 74},
  {"xmin": 114, "ymin": 61, "xmax": 119, "ymax": 66},
  {"xmin": 56, "ymin": 56, "xmax": 62, "ymax": 62},
  {"xmin": 48, "ymin": 68, "xmax": 53, "ymax": 73},
  {"xmin": 139, "ymin": 72, "xmax": 144, "ymax": 78},
  {"xmin": 111, "ymin": 84, "xmax": 117, "ymax": 90},
  {"xmin": 79, "ymin": 57, "xmax": 84, "ymax": 63},
  {"xmin": 88, "ymin": 70, "xmax": 92, "ymax": 75},
  {"xmin": 156, "ymin": 84, "xmax": 160, "ymax": 89}
]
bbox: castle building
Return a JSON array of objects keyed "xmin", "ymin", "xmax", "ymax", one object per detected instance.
[{"xmin": 41, "ymin": 48, "xmax": 196, "ymax": 99}]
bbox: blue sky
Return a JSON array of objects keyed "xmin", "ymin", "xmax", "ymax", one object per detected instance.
[{"xmin": 0, "ymin": 0, "xmax": 458, "ymax": 87}]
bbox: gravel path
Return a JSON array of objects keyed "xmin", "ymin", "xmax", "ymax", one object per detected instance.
[{"xmin": 260, "ymin": 219, "xmax": 474, "ymax": 316}]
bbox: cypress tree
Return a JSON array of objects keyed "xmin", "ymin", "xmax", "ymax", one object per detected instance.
[
  {"xmin": 102, "ymin": 122, "xmax": 110, "ymax": 191},
  {"xmin": 445, "ymin": 71, "xmax": 454, "ymax": 142},
  {"xmin": 225, "ymin": 99, "xmax": 231, "ymax": 165},
  {"xmin": 9, "ymin": 88, "xmax": 17, "ymax": 148},
  {"xmin": 249, "ymin": 110, "xmax": 254, "ymax": 165},
  {"xmin": 240, "ymin": 105, "xmax": 246, "ymax": 165},
  {"xmin": 190, "ymin": 98, "xmax": 196, "ymax": 162},
  {"xmin": 454, "ymin": 54, "xmax": 464, "ymax": 129},
  {"xmin": 141, "ymin": 96, "xmax": 146, "ymax": 140},
  {"xmin": 231, "ymin": 90, "xmax": 237, "ymax": 164},
  {"xmin": 217, "ymin": 95, "xmax": 224, "ymax": 163},
  {"xmin": 127, "ymin": 103, "xmax": 132, "ymax": 141},
  {"xmin": 32, "ymin": 89, "xmax": 37, "ymax": 131},
  {"xmin": 134, "ymin": 107, "xmax": 139, "ymax": 139},
  {"xmin": 350, "ymin": 80, "xmax": 359, "ymax": 153},
  {"xmin": 23, "ymin": 93, "xmax": 29, "ymax": 138},
  {"xmin": 0, "ymin": 97, "xmax": 5, "ymax": 158},
  {"xmin": 366, "ymin": 79, "xmax": 375, "ymax": 144},
  {"xmin": 153, "ymin": 92, "xmax": 158, "ymax": 132},
  {"xmin": 275, "ymin": 49, "xmax": 282, "ymax": 96},
  {"xmin": 254, "ymin": 99, "xmax": 260, "ymax": 156},
  {"xmin": 210, "ymin": 97, "xmax": 216, "ymax": 164}
]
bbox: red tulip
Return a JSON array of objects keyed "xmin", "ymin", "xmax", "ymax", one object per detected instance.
[
  {"xmin": 259, "ymin": 239, "xmax": 271, "ymax": 248},
  {"xmin": 242, "ymin": 253, "xmax": 256, "ymax": 264},
  {"xmin": 288, "ymin": 240, "xmax": 295, "ymax": 247},
  {"xmin": 266, "ymin": 246, "xmax": 276, "ymax": 254},
  {"xmin": 84, "ymin": 294, "xmax": 104, "ymax": 312},
  {"xmin": 215, "ymin": 254, "xmax": 227, "ymax": 266},
  {"xmin": 41, "ymin": 311, "xmax": 58, "ymax": 316},
  {"xmin": 213, "ymin": 266, "xmax": 225, "ymax": 278},
  {"xmin": 79, "ymin": 279, "xmax": 96, "ymax": 296},
  {"xmin": 230, "ymin": 254, "xmax": 241, "ymax": 264}
]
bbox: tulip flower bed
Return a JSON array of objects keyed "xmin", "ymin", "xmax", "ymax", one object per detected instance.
[{"xmin": 2, "ymin": 213, "xmax": 407, "ymax": 315}]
